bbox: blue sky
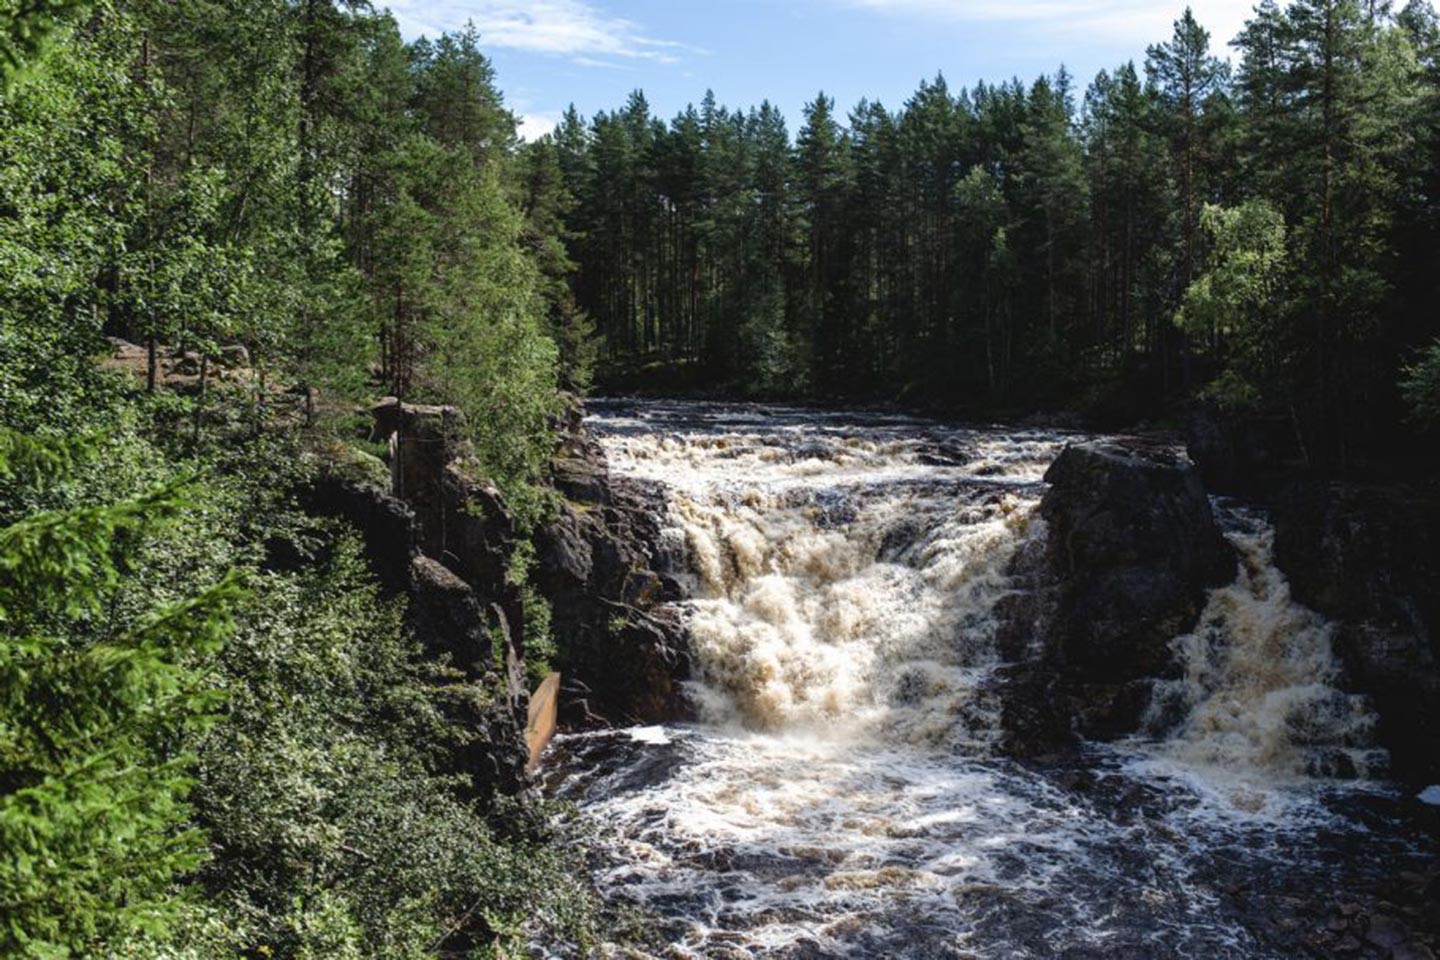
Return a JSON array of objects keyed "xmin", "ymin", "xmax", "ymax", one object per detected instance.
[{"xmin": 382, "ymin": 0, "xmax": 1259, "ymax": 140}]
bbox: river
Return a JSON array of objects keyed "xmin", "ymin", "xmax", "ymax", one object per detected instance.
[{"xmin": 545, "ymin": 399, "xmax": 1434, "ymax": 959}]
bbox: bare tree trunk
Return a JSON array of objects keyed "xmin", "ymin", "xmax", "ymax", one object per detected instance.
[{"xmin": 193, "ymin": 355, "xmax": 209, "ymax": 442}]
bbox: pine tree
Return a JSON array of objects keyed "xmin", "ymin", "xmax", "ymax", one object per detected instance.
[
  {"xmin": 1083, "ymin": 62, "xmax": 1169, "ymax": 373},
  {"xmin": 1147, "ymin": 8, "xmax": 1229, "ymax": 292},
  {"xmin": 521, "ymin": 137, "xmax": 596, "ymax": 392},
  {"xmin": 796, "ymin": 93, "xmax": 852, "ymax": 392},
  {"xmin": 1014, "ymin": 71, "xmax": 1090, "ymax": 392},
  {"xmin": 899, "ymin": 75, "xmax": 966, "ymax": 395},
  {"xmin": 411, "ymin": 22, "xmax": 516, "ymax": 165},
  {"xmin": 847, "ymin": 98, "xmax": 904, "ymax": 388}
]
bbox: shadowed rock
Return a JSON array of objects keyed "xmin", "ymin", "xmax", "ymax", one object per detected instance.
[
  {"xmin": 1273, "ymin": 480, "xmax": 1440, "ymax": 784},
  {"xmin": 302, "ymin": 399, "xmax": 533, "ymax": 797},
  {"xmin": 1000, "ymin": 439, "xmax": 1234, "ymax": 752},
  {"xmin": 533, "ymin": 397, "xmax": 691, "ymax": 726}
]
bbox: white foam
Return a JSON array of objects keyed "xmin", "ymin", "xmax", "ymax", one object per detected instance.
[
  {"xmin": 595, "ymin": 406, "xmax": 1055, "ymax": 743},
  {"xmin": 1144, "ymin": 507, "xmax": 1382, "ymax": 782},
  {"xmin": 1419, "ymin": 785, "xmax": 1440, "ymax": 805},
  {"xmin": 627, "ymin": 725, "xmax": 672, "ymax": 745}
]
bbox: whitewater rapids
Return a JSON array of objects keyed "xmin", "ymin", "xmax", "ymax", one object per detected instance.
[{"xmin": 547, "ymin": 400, "xmax": 1430, "ymax": 959}]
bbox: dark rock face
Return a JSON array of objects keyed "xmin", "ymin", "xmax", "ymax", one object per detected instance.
[
  {"xmin": 1040, "ymin": 442, "xmax": 1234, "ymax": 681},
  {"xmin": 1185, "ymin": 402, "xmax": 1308, "ymax": 499},
  {"xmin": 1000, "ymin": 440, "xmax": 1234, "ymax": 751},
  {"xmin": 306, "ymin": 400, "xmax": 531, "ymax": 797},
  {"xmin": 408, "ymin": 556, "xmax": 492, "ymax": 674},
  {"xmin": 1273, "ymin": 481, "xmax": 1440, "ymax": 783},
  {"xmin": 303, "ymin": 475, "xmax": 417, "ymax": 592},
  {"xmin": 533, "ymin": 399, "xmax": 691, "ymax": 726}
]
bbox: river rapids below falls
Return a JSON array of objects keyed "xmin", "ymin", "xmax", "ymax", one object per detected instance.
[{"xmin": 541, "ymin": 399, "xmax": 1439, "ymax": 959}]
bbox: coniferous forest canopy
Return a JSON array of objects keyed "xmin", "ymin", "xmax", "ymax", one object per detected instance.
[
  {"xmin": 0, "ymin": 0, "xmax": 1438, "ymax": 957},
  {"xmin": 556, "ymin": 0, "xmax": 1440, "ymax": 471}
]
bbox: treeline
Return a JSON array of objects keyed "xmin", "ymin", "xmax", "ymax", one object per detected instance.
[
  {"xmin": 1, "ymin": 2, "xmax": 600, "ymax": 957},
  {"xmin": 552, "ymin": 1, "xmax": 1440, "ymax": 469}
]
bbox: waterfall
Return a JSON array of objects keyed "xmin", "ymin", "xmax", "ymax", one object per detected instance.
[
  {"xmin": 1144, "ymin": 505, "xmax": 1383, "ymax": 780},
  {"xmin": 552, "ymin": 401, "xmax": 1413, "ymax": 959},
  {"xmin": 597, "ymin": 401, "xmax": 1061, "ymax": 747},
  {"xmin": 597, "ymin": 402, "xmax": 1384, "ymax": 775}
]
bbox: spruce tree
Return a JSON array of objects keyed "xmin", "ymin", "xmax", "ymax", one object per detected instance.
[{"xmin": 0, "ymin": 432, "xmax": 243, "ymax": 956}]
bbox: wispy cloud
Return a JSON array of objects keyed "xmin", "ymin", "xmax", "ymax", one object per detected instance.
[
  {"xmin": 843, "ymin": 0, "xmax": 1255, "ymax": 47},
  {"xmin": 572, "ymin": 56, "xmax": 637, "ymax": 70},
  {"xmin": 384, "ymin": 0, "xmax": 689, "ymax": 65}
]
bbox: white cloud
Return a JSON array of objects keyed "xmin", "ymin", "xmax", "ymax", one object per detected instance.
[
  {"xmin": 844, "ymin": 0, "xmax": 1257, "ymax": 48},
  {"xmin": 517, "ymin": 112, "xmax": 562, "ymax": 142},
  {"xmin": 384, "ymin": 0, "xmax": 687, "ymax": 64},
  {"xmin": 571, "ymin": 56, "xmax": 636, "ymax": 70}
]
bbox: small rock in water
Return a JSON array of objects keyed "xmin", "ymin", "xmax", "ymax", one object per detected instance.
[
  {"xmin": 1418, "ymin": 785, "xmax": 1440, "ymax": 805},
  {"xmin": 1393, "ymin": 944, "xmax": 1438, "ymax": 960},
  {"xmin": 1366, "ymin": 915, "xmax": 1410, "ymax": 950}
]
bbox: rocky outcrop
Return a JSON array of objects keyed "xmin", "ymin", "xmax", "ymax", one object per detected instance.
[
  {"xmin": 533, "ymin": 398, "xmax": 690, "ymax": 726},
  {"xmin": 304, "ymin": 400, "xmax": 531, "ymax": 797},
  {"xmin": 1041, "ymin": 441, "xmax": 1235, "ymax": 682},
  {"xmin": 1273, "ymin": 480, "xmax": 1440, "ymax": 783},
  {"xmin": 1000, "ymin": 440, "xmax": 1235, "ymax": 752},
  {"xmin": 302, "ymin": 472, "xmax": 417, "ymax": 591}
]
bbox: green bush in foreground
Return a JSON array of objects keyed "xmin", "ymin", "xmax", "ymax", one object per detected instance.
[{"xmin": 0, "ymin": 429, "xmax": 244, "ymax": 956}]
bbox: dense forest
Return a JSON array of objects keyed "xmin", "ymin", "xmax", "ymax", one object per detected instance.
[
  {"xmin": 553, "ymin": 1, "xmax": 1440, "ymax": 472},
  {"xmin": 2, "ymin": 0, "xmax": 1440, "ymax": 957},
  {"xmin": 0, "ymin": 1, "xmax": 598, "ymax": 957}
]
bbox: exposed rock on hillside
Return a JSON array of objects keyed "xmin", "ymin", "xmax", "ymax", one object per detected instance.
[{"xmin": 305, "ymin": 399, "xmax": 530, "ymax": 797}]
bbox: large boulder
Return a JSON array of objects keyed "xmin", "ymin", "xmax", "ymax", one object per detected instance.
[
  {"xmin": 371, "ymin": 397, "xmax": 469, "ymax": 560},
  {"xmin": 1040, "ymin": 441, "xmax": 1234, "ymax": 681},
  {"xmin": 1273, "ymin": 480, "xmax": 1440, "ymax": 784},
  {"xmin": 409, "ymin": 556, "xmax": 528, "ymax": 796},
  {"xmin": 1000, "ymin": 440, "xmax": 1234, "ymax": 749},
  {"xmin": 300, "ymin": 472, "xmax": 417, "ymax": 592},
  {"xmin": 365, "ymin": 398, "xmax": 525, "ymax": 661}
]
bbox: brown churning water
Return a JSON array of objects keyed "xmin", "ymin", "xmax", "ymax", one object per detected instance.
[{"xmin": 547, "ymin": 399, "xmax": 1411, "ymax": 960}]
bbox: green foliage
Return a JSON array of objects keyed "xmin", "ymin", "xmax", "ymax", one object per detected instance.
[
  {"xmin": 5, "ymin": 0, "xmax": 1440, "ymax": 952},
  {"xmin": 186, "ymin": 537, "xmax": 597, "ymax": 957},
  {"xmin": 416, "ymin": 163, "xmax": 560, "ymax": 500},
  {"xmin": 1402, "ymin": 340, "xmax": 1440, "ymax": 426},
  {"xmin": 0, "ymin": 403, "xmax": 600, "ymax": 958},
  {"xmin": 0, "ymin": 429, "xmax": 244, "ymax": 958},
  {"xmin": 520, "ymin": 134, "xmax": 597, "ymax": 394},
  {"xmin": 558, "ymin": 4, "xmax": 1440, "ymax": 463},
  {"xmin": 1177, "ymin": 201, "xmax": 1290, "ymax": 409},
  {"xmin": 0, "ymin": 4, "xmax": 603, "ymax": 955},
  {"xmin": 0, "ymin": 0, "xmax": 87, "ymax": 89}
]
